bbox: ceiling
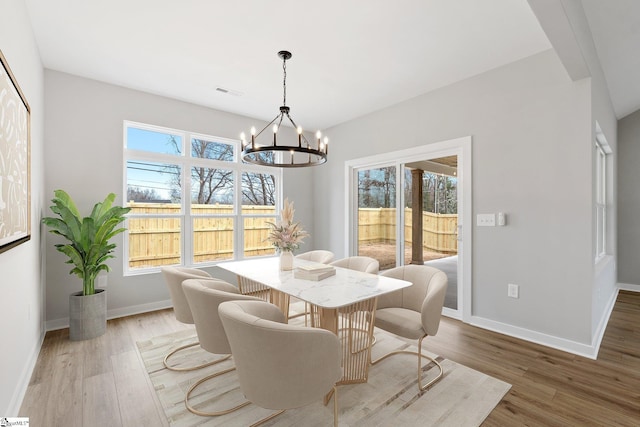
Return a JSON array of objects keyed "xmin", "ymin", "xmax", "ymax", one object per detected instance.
[
  {"xmin": 24, "ymin": 0, "xmax": 552, "ymax": 131},
  {"xmin": 22, "ymin": 1, "xmax": 639, "ymax": 130},
  {"xmin": 582, "ymin": 0, "xmax": 640, "ymax": 119}
]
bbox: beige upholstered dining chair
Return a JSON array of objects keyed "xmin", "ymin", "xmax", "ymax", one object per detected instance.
[
  {"xmin": 330, "ymin": 256, "xmax": 379, "ymax": 274},
  {"xmin": 181, "ymin": 278, "xmax": 264, "ymax": 416},
  {"xmin": 295, "ymin": 249, "xmax": 335, "ymax": 264},
  {"xmin": 371, "ymin": 265, "xmax": 448, "ymax": 391},
  {"xmin": 161, "ymin": 266, "xmax": 224, "ymax": 371},
  {"xmin": 219, "ymin": 300, "xmax": 342, "ymax": 427}
]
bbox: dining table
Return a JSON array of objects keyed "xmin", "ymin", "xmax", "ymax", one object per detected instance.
[{"xmin": 218, "ymin": 256, "xmax": 412, "ymax": 396}]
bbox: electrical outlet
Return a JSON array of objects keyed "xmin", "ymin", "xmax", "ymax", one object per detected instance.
[{"xmin": 508, "ymin": 283, "xmax": 519, "ymax": 299}]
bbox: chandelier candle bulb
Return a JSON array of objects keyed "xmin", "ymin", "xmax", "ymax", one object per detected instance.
[
  {"xmin": 324, "ymin": 137, "xmax": 329, "ymax": 154},
  {"xmin": 273, "ymin": 124, "xmax": 278, "ymax": 146},
  {"xmin": 250, "ymin": 127, "xmax": 256, "ymax": 148},
  {"xmin": 297, "ymin": 126, "xmax": 302, "ymax": 147}
]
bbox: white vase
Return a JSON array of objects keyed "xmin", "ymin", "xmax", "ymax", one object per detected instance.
[{"xmin": 279, "ymin": 250, "xmax": 294, "ymax": 271}]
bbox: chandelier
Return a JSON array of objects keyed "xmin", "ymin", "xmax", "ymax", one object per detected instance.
[{"xmin": 240, "ymin": 51, "xmax": 328, "ymax": 167}]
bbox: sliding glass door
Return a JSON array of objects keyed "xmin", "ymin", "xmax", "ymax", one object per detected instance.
[
  {"xmin": 351, "ymin": 153, "xmax": 462, "ymax": 313},
  {"xmin": 356, "ymin": 166, "xmax": 398, "ymax": 270},
  {"xmin": 405, "ymin": 158, "xmax": 459, "ymax": 310}
]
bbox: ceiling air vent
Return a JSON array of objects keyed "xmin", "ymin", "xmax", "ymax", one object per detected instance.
[{"xmin": 215, "ymin": 87, "xmax": 243, "ymax": 96}]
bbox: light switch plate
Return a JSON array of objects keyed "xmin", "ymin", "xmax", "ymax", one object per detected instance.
[{"xmin": 477, "ymin": 213, "xmax": 496, "ymax": 226}]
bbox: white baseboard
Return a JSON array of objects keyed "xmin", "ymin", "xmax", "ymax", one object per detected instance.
[
  {"xmin": 469, "ymin": 285, "xmax": 622, "ymax": 360},
  {"xmin": 7, "ymin": 326, "xmax": 45, "ymax": 416},
  {"xmin": 470, "ymin": 315, "xmax": 599, "ymax": 360},
  {"xmin": 618, "ymin": 282, "xmax": 640, "ymax": 292},
  {"xmin": 45, "ymin": 299, "xmax": 173, "ymax": 331},
  {"xmin": 591, "ymin": 287, "xmax": 620, "ymax": 358},
  {"xmin": 106, "ymin": 299, "xmax": 173, "ymax": 320}
]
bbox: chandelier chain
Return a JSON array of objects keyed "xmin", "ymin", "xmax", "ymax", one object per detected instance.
[{"xmin": 282, "ymin": 56, "xmax": 287, "ymax": 106}]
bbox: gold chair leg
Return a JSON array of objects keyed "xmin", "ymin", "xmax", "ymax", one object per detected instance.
[
  {"xmin": 185, "ymin": 365, "xmax": 252, "ymax": 416},
  {"xmin": 370, "ymin": 334, "xmax": 443, "ymax": 391},
  {"xmin": 164, "ymin": 342, "xmax": 232, "ymax": 372},
  {"xmin": 333, "ymin": 386, "xmax": 339, "ymax": 427},
  {"xmin": 249, "ymin": 410, "xmax": 286, "ymax": 427}
]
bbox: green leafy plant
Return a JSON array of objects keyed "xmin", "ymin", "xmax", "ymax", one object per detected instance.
[{"xmin": 42, "ymin": 190, "xmax": 131, "ymax": 295}]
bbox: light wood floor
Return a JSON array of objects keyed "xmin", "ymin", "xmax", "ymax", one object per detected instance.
[{"xmin": 20, "ymin": 291, "xmax": 640, "ymax": 426}]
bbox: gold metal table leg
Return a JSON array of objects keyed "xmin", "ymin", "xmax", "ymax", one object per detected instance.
[
  {"xmin": 237, "ymin": 277, "xmax": 290, "ymax": 321},
  {"xmin": 312, "ymin": 298, "xmax": 377, "ymax": 404}
]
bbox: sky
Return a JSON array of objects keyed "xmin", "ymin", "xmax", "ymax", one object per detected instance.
[{"xmin": 126, "ymin": 127, "xmax": 182, "ymax": 201}]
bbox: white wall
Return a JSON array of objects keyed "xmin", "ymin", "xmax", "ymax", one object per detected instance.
[
  {"xmin": 0, "ymin": 0, "xmax": 45, "ymax": 415},
  {"xmin": 43, "ymin": 70, "xmax": 314, "ymax": 324},
  {"xmin": 617, "ymin": 109, "xmax": 640, "ymax": 288},
  {"xmin": 315, "ymin": 49, "xmax": 598, "ymax": 348}
]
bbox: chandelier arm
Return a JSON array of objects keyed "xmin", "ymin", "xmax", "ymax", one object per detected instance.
[{"xmin": 255, "ymin": 113, "xmax": 283, "ymax": 138}]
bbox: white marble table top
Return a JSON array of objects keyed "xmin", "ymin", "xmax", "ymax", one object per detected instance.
[{"xmin": 218, "ymin": 257, "xmax": 411, "ymax": 309}]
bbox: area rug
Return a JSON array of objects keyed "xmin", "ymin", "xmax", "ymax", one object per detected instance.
[{"xmin": 137, "ymin": 324, "xmax": 510, "ymax": 427}]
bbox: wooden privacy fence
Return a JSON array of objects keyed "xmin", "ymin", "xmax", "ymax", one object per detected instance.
[
  {"xmin": 127, "ymin": 204, "xmax": 457, "ymax": 269},
  {"xmin": 127, "ymin": 203, "xmax": 277, "ymax": 269},
  {"xmin": 358, "ymin": 208, "xmax": 458, "ymax": 254}
]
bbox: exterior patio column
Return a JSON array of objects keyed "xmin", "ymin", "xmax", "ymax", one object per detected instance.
[{"xmin": 411, "ymin": 168, "xmax": 423, "ymax": 264}]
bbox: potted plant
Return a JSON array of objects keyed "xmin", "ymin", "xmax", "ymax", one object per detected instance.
[{"xmin": 42, "ymin": 190, "xmax": 130, "ymax": 340}]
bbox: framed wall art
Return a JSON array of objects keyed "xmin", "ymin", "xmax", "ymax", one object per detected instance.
[{"xmin": 0, "ymin": 50, "xmax": 31, "ymax": 254}]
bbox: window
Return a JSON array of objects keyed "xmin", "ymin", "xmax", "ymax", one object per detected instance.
[
  {"xmin": 594, "ymin": 122, "xmax": 613, "ymax": 262},
  {"xmin": 595, "ymin": 142, "xmax": 607, "ymax": 260},
  {"xmin": 124, "ymin": 121, "xmax": 281, "ymax": 273}
]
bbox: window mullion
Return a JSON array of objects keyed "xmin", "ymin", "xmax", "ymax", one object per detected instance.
[
  {"xmin": 235, "ymin": 168, "xmax": 243, "ymax": 260},
  {"xmin": 183, "ymin": 143, "xmax": 193, "ymax": 266}
]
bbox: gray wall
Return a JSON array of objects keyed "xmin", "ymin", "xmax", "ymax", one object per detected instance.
[
  {"xmin": 0, "ymin": 1, "xmax": 45, "ymax": 415},
  {"xmin": 618, "ymin": 109, "xmax": 640, "ymax": 286},
  {"xmin": 43, "ymin": 70, "xmax": 315, "ymax": 323},
  {"xmin": 557, "ymin": 0, "xmax": 619, "ymax": 339},
  {"xmin": 315, "ymin": 49, "xmax": 598, "ymax": 345}
]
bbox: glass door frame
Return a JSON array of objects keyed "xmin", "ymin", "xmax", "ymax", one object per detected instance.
[{"xmin": 344, "ymin": 136, "xmax": 472, "ymax": 321}]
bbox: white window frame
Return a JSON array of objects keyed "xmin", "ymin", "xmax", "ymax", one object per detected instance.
[
  {"xmin": 123, "ymin": 120, "xmax": 282, "ymax": 275},
  {"xmin": 595, "ymin": 126, "xmax": 611, "ymax": 263}
]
